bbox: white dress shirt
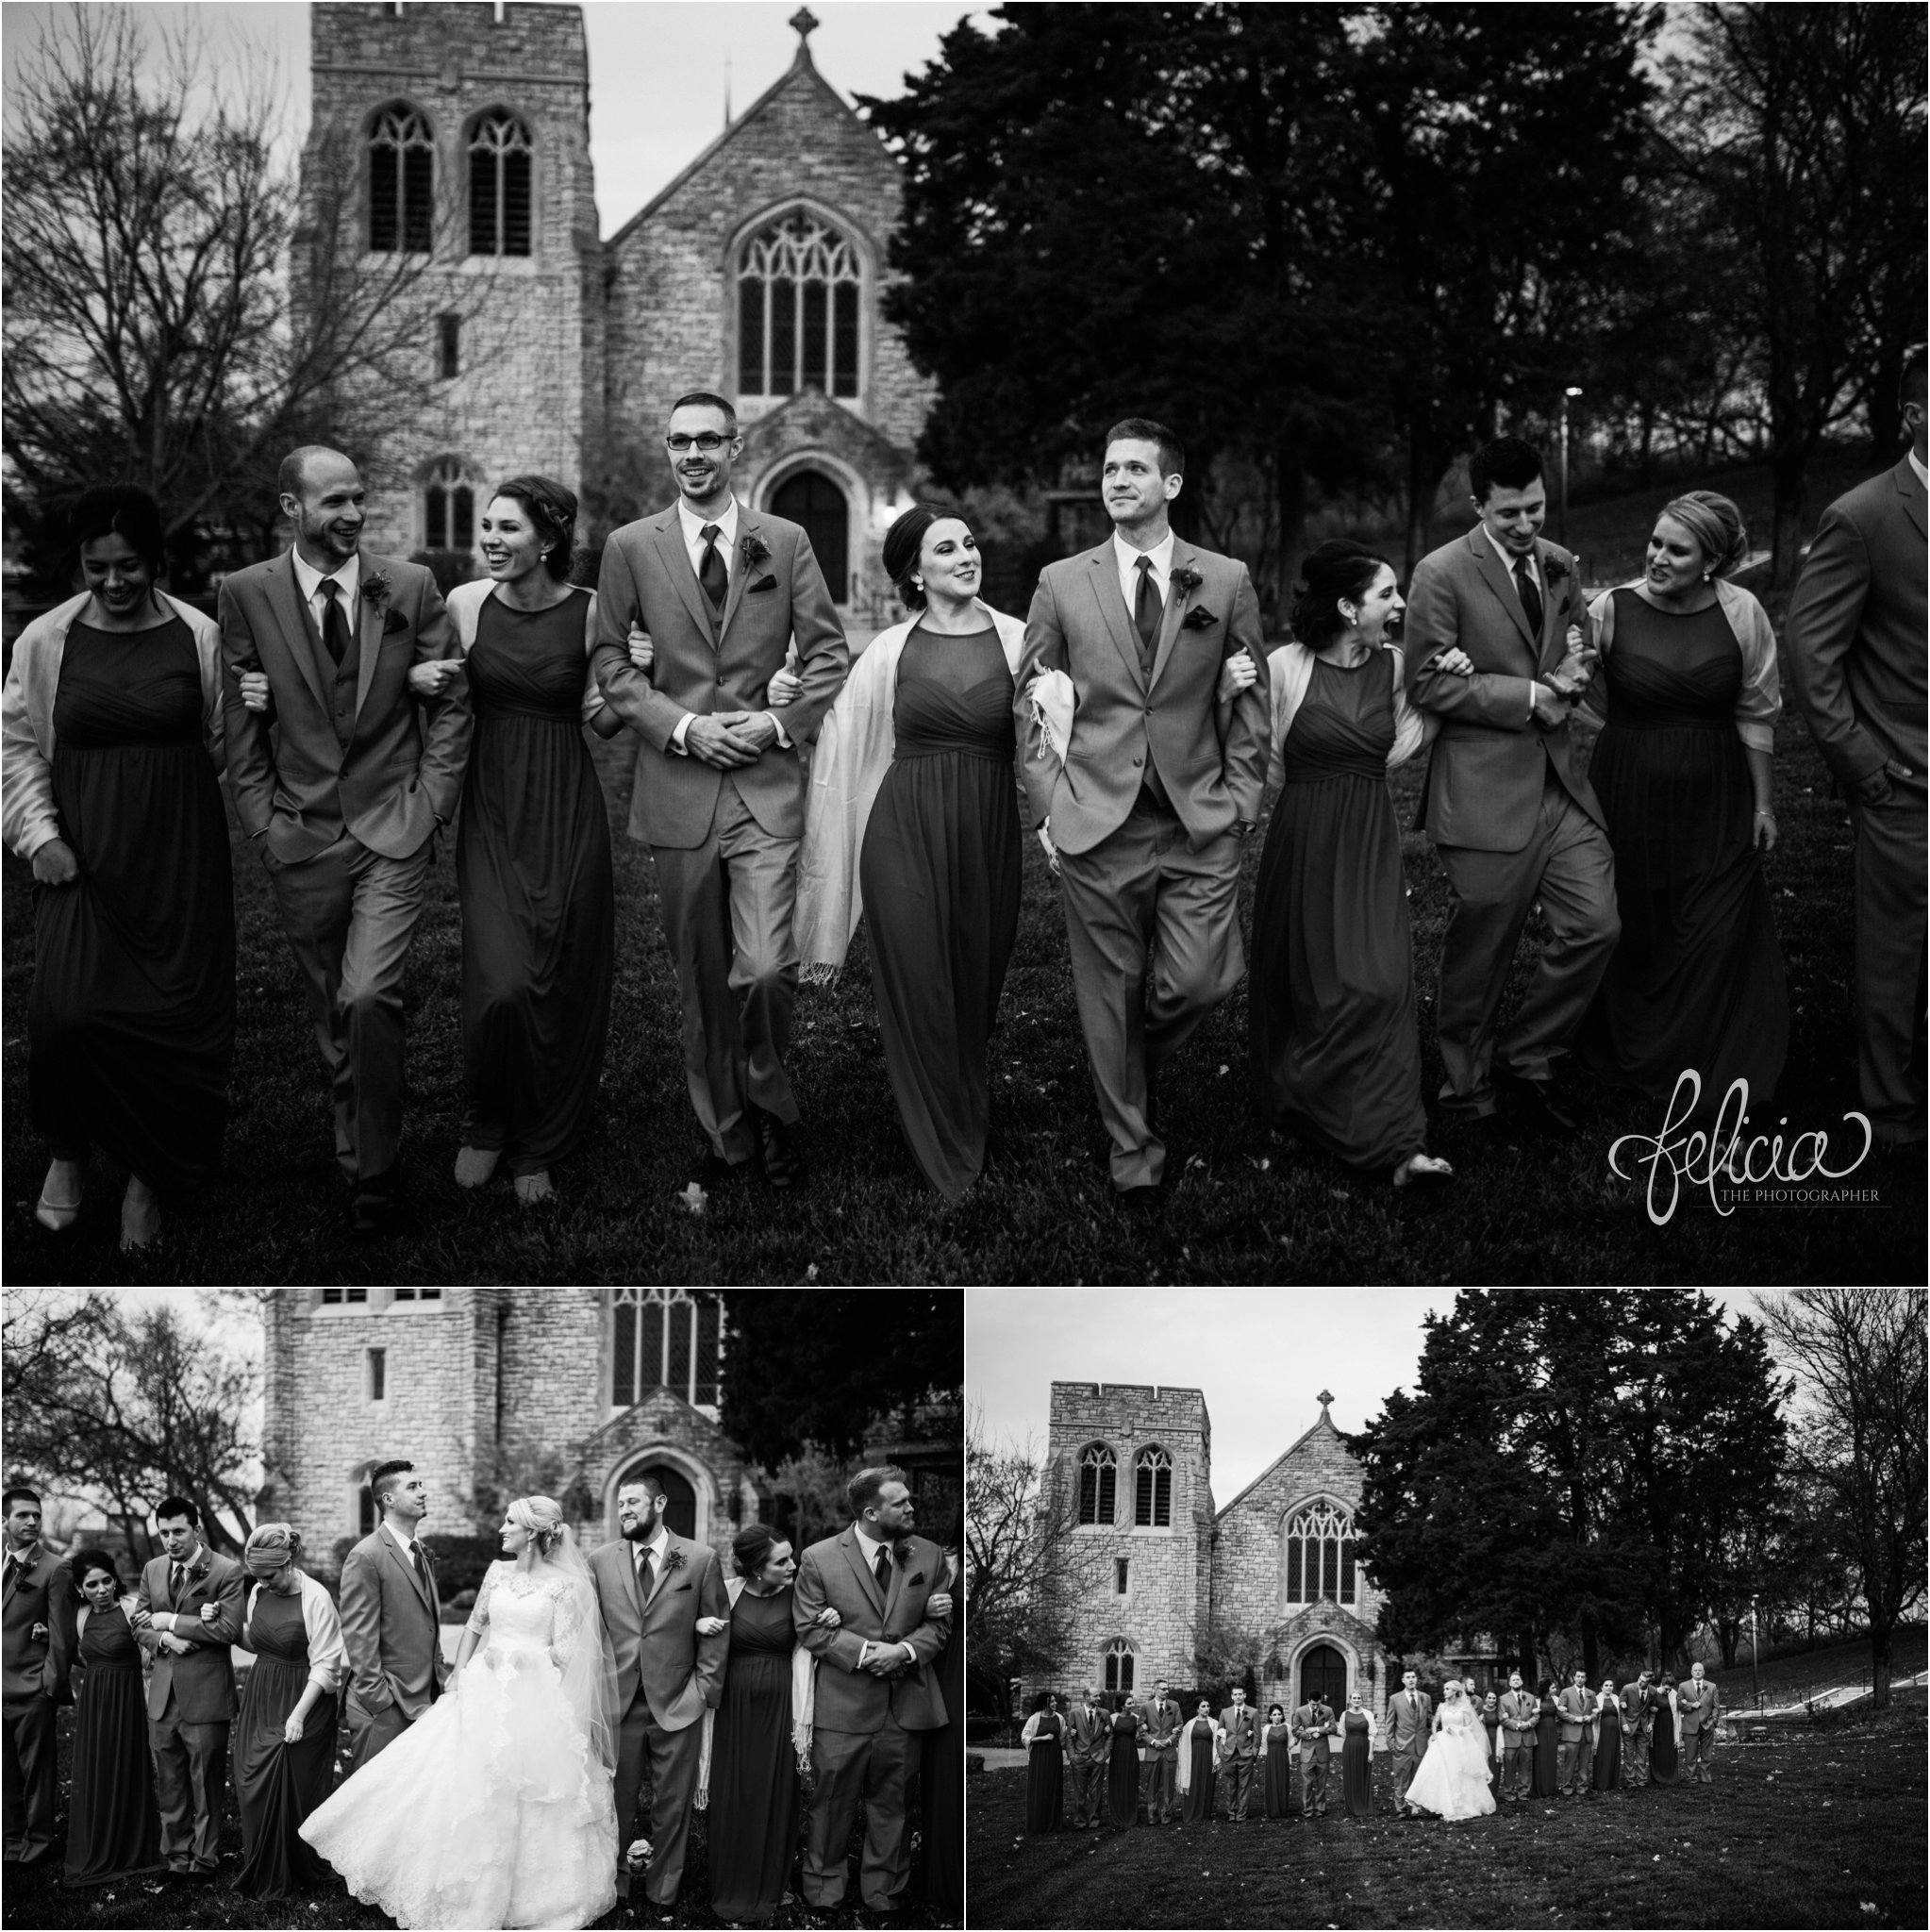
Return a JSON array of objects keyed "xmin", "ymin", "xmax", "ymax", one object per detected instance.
[
  {"xmin": 632, "ymin": 1524, "xmax": 671, "ymax": 1595},
  {"xmin": 382, "ymin": 1519, "xmax": 427, "ymax": 1573},
  {"xmin": 1113, "ymin": 526, "xmax": 1176, "ymax": 618},
  {"xmin": 669, "ymin": 495, "xmax": 789, "ymax": 754},
  {"xmin": 853, "ymin": 1524, "xmax": 917, "ymax": 1670},
  {"xmin": 290, "ymin": 547, "xmax": 361, "ymax": 644},
  {"xmin": 1475, "ymin": 521, "xmax": 1555, "ymax": 721},
  {"xmin": 1909, "ymin": 446, "xmax": 1928, "ymax": 491}
]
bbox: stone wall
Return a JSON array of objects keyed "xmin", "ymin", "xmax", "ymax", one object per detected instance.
[{"xmin": 1043, "ymin": 1382, "xmax": 1213, "ymax": 1700}]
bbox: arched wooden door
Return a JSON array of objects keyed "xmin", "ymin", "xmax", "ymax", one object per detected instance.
[
  {"xmin": 771, "ymin": 469, "xmax": 850, "ymax": 604},
  {"xmin": 1299, "ymin": 1642, "xmax": 1348, "ymax": 1710}
]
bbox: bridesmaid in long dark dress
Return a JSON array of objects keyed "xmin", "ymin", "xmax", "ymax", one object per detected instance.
[
  {"xmin": 1481, "ymin": 1694, "xmax": 1502, "ymax": 1799},
  {"xmin": 62, "ymin": 1553, "xmax": 162, "ymax": 1887},
  {"xmin": 1106, "ymin": 1698, "xmax": 1141, "ymax": 1827},
  {"xmin": 1340, "ymin": 1694, "xmax": 1373, "ymax": 1819},
  {"xmin": 413, "ymin": 477, "xmax": 623, "ymax": 1207},
  {"xmin": 1533, "ymin": 1683, "xmax": 1562, "ymax": 1798},
  {"xmin": 1180, "ymin": 1703, "xmax": 1219, "ymax": 1824},
  {"xmin": 4, "ymin": 487, "xmax": 234, "ymax": 1252},
  {"xmin": 1021, "ymin": 1695, "xmax": 1066, "ymax": 1834},
  {"xmin": 1649, "ymin": 1679, "xmax": 1682, "ymax": 1787},
  {"xmin": 1578, "ymin": 494, "xmax": 1788, "ymax": 1120},
  {"xmin": 1592, "ymin": 1683, "xmax": 1625, "ymax": 1790},
  {"xmin": 704, "ymin": 1527, "xmax": 807, "ymax": 1925},
  {"xmin": 1242, "ymin": 542, "xmax": 1454, "ymax": 1188},
  {"xmin": 230, "ymin": 1525, "xmax": 345, "ymax": 1898},
  {"xmin": 922, "ymin": 1546, "xmax": 963, "ymax": 1918},
  {"xmin": 1262, "ymin": 1707, "xmax": 1296, "ymax": 1821}
]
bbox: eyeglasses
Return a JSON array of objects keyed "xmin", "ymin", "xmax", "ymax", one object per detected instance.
[{"xmin": 665, "ymin": 432, "xmax": 732, "ymax": 454}]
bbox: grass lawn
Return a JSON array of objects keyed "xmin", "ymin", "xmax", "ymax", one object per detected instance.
[
  {"xmin": 5, "ymin": 466, "xmax": 1922, "ymax": 1285},
  {"xmin": 965, "ymin": 1695, "xmax": 1928, "ymax": 1929},
  {"xmin": 0, "ymin": 1700, "xmax": 954, "ymax": 1932}
]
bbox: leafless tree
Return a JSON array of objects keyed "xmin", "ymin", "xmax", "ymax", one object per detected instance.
[
  {"xmin": 2, "ymin": 4, "xmax": 493, "ymax": 571},
  {"xmin": 1756, "ymin": 1289, "xmax": 1927, "ymax": 1707}
]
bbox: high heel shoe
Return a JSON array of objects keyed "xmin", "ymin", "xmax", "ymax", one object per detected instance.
[{"xmin": 35, "ymin": 1165, "xmax": 84, "ymax": 1232}]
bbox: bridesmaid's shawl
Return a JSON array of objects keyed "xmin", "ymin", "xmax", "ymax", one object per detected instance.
[
  {"xmin": 795, "ymin": 604, "xmax": 1026, "ymax": 984},
  {"xmin": 1579, "ymin": 577, "xmax": 1781, "ymax": 751},
  {"xmin": 2, "ymin": 591, "xmax": 225, "ymax": 861},
  {"xmin": 445, "ymin": 577, "xmax": 607, "ymax": 726},
  {"xmin": 1174, "ymin": 1717, "xmax": 1223, "ymax": 1792},
  {"xmin": 1262, "ymin": 641, "xmax": 1434, "ymax": 797}
]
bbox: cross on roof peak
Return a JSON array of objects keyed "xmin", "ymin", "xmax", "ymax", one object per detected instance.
[
  {"xmin": 1317, "ymin": 1389, "xmax": 1335, "ymax": 1414},
  {"xmin": 790, "ymin": 8, "xmax": 820, "ymax": 46}
]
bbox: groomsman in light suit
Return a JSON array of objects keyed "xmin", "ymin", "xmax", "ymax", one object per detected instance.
[
  {"xmin": 1406, "ymin": 434, "xmax": 1618, "ymax": 1136},
  {"xmin": 1142, "ymin": 1682, "xmax": 1183, "ymax": 1824},
  {"xmin": 132, "ymin": 1496, "xmax": 243, "ymax": 1875},
  {"xmin": 1220, "ymin": 1686, "xmax": 1259, "ymax": 1821},
  {"xmin": 591, "ymin": 392, "xmax": 849, "ymax": 1201},
  {"xmin": 1498, "ymin": 1671, "xmax": 1539, "ymax": 1805},
  {"xmin": 220, "ymin": 447, "xmax": 471, "ymax": 1232},
  {"xmin": 590, "ymin": 1471, "xmax": 729, "ymax": 1912},
  {"xmin": 1016, "ymin": 417, "xmax": 1271, "ymax": 1205},
  {"xmin": 793, "ymin": 1467, "xmax": 952, "ymax": 1917},
  {"xmin": 1786, "ymin": 350, "xmax": 1929, "ymax": 1158},
  {"xmin": 1623, "ymin": 1670, "xmax": 1658, "ymax": 1787},
  {"xmin": 1677, "ymin": 1662, "xmax": 1720, "ymax": 1784},
  {"xmin": 1064, "ymin": 1687, "xmax": 1109, "ymax": 1828},
  {"xmin": 1383, "ymin": 1669, "xmax": 1431, "ymax": 1818},
  {"xmin": 1556, "ymin": 1668, "xmax": 1597, "ymax": 1799},
  {"xmin": 3, "ymin": 1489, "xmax": 68, "ymax": 1870},
  {"xmin": 337, "ymin": 1461, "xmax": 447, "ymax": 1772},
  {"xmin": 1290, "ymin": 1691, "xmax": 1335, "ymax": 1818}
]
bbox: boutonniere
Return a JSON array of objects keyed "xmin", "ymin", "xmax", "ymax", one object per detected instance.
[
  {"xmin": 1542, "ymin": 552, "xmax": 1572, "ymax": 587},
  {"xmin": 363, "ymin": 568, "xmax": 392, "ymax": 609},
  {"xmin": 1180, "ymin": 607, "xmax": 1219, "ymax": 631},
  {"xmin": 740, "ymin": 531, "xmax": 771, "ymax": 570},
  {"xmin": 663, "ymin": 1546, "xmax": 687, "ymax": 1574},
  {"xmin": 1169, "ymin": 564, "xmax": 1203, "ymax": 594},
  {"xmin": 893, "ymin": 1542, "xmax": 913, "ymax": 1567}
]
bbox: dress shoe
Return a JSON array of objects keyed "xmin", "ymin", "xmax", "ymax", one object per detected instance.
[
  {"xmin": 120, "ymin": 1182, "xmax": 162, "ymax": 1253},
  {"xmin": 454, "ymin": 1144, "xmax": 501, "ymax": 1189},
  {"xmin": 757, "ymin": 1111, "xmax": 802, "ymax": 1189},
  {"xmin": 351, "ymin": 1168, "xmax": 400, "ymax": 1235},
  {"xmin": 35, "ymin": 1159, "xmax": 85, "ymax": 1232},
  {"xmin": 512, "ymin": 1170, "xmax": 556, "ymax": 1207}
]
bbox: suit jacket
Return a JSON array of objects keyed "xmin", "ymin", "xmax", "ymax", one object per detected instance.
[
  {"xmin": 1290, "ymin": 1701, "xmax": 1334, "ymax": 1762},
  {"xmin": 219, "ymin": 549, "xmax": 470, "ymax": 863},
  {"xmin": 1785, "ymin": 455, "xmax": 1929, "ymax": 784},
  {"xmin": 1383, "ymin": 1688, "xmax": 1432, "ymax": 1755},
  {"xmin": 135, "ymin": 1546, "xmax": 243, "ymax": 1724},
  {"xmin": 1065, "ymin": 1700, "xmax": 1111, "ymax": 1763},
  {"xmin": 1678, "ymin": 1678, "xmax": 1720, "ymax": 1734},
  {"xmin": 1015, "ymin": 536, "xmax": 1271, "ymax": 856},
  {"xmin": 1406, "ymin": 524, "xmax": 1606, "ymax": 850},
  {"xmin": 1556, "ymin": 1685, "xmax": 1597, "ymax": 1743},
  {"xmin": 1625, "ymin": 1685, "xmax": 1658, "ymax": 1734},
  {"xmin": 2, "ymin": 1544, "xmax": 68, "ymax": 1712},
  {"xmin": 1142, "ymin": 1695, "xmax": 1183, "ymax": 1758},
  {"xmin": 793, "ymin": 1526, "xmax": 950, "ymax": 1735},
  {"xmin": 1499, "ymin": 1690, "xmax": 1540, "ymax": 1738},
  {"xmin": 589, "ymin": 1531, "xmax": 727, "ymax": 1732},
  {"xmin": 591, "ymin": 504, "xmax": 849, "ymax": 849},
  {"xmin": 1219, "ymin": 1703, "xmax": 1259, "ymax": 1758},
  {"xmin": 338, "ymin": 1525, "xmax": 448, "ymax": 1726}
]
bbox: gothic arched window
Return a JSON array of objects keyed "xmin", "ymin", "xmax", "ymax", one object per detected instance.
[
  {"xmin": 1282, "ymin": 1500, "xmax": 1358, "ymax": 1607},
  {"xmin": 737, "ymin": 210, "xmax": 861, "ymax": 402},
  {"xmin": 612, "ymin": 1291, "xmax": 723, "ymax": 1408},
  {"xmin": 422, "ymin": 458, "xmax": 474, "ymax": 551},
  {"xmin": 468, "ymin": 109, "xmax": 533, "ymax": 257},
  {"xmin": 1133, "ymin": 1446, "xmax": 1173, "ymax": 1527},
  {"xmin": 1076, "ymin": 1444, "xmax": 1117, "ymax": 1525},
  {"xmin": 369, "ymin": 102, "xmax": 434, "ymax": 254},
  {"xmin": 1103, "ymin": 1640, "xmax": 1136, "ymax": 1694}
]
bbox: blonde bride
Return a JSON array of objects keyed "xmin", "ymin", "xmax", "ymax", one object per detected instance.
[{"xmin": 1403, "ymin": 1681, "xmax": 1496, "ymax": 1821}]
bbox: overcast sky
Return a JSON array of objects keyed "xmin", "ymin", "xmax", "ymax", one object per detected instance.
[
  {"xmin": 968, "ymin": 1288, "xmax": 1771, "ymax": 1506},
  {"xmin": 0, "ymin": 1, "xmax": 979, "ymax": 236}
]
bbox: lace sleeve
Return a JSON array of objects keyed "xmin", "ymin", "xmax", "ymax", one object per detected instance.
[
  {"xmin": 466, "ymin": 1561, "xmax": 500, "ymax": 1636},
  {"xmin": 550, "ymin": 1577, "xmax": 584, "ymax": 1665}
]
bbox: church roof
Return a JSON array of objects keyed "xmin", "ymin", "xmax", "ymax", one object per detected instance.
[
  {"xmin": 607, "ymin": 30, "xmax": 877, "ymax": 249},
  {"xmin": 1212, "ymin": 1394, "xmax": 1348, "ymax": 1524}
]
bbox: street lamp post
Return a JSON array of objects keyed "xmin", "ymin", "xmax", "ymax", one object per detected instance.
[
  {"xmin": 1750, "ymin": 1597, "xmax": 1760, "ymax": 1712},
  {"xmin": 1559, "ymin": 386, "xmax": 1584, "ymax": 548}
]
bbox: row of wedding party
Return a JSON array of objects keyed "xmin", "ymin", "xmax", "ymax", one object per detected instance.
[
  {"xmin": 5, "ymin": 371, "xmax": 1922, "ymax": 1252},
  {"xmin": 1, "ymin": 1469, "xmax": 961, "ymax": 1927},
  {"xmin": 1019, "ymin": 1665, "xmax": 1724, "ymax": 1832}
]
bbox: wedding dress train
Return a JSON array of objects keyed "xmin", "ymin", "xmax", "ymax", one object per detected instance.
[{"xmin": 1403, "ymin": 1697, "xmax": 1496, "ymax": 1821}]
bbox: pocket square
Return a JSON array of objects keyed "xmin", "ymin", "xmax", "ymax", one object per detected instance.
[
  {"xmin": 748, "ymin": 575, "xmax": 777, "ymax": 593},
  {"xmin": 909, "ymin": 1573, "xmax": 925, "ymax": 1587},
  {"xmin": 1181, "ymin": 607, "xmax": 1219, "ymax": 631},
  {"xmin": 382, "ymin": 608, "xmax": 409, "ymax": 636},
  {"xmin": 674, "ymin": 1581, "xmax": 691, "ymax": 1591}
]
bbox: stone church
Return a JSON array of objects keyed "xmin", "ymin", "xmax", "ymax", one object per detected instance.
[
  {"xmin": 1041, "ymin": 1382, "xmax": 1393, "ymax": 1721},
  {"xmin": 301, "ymin": 0, "xmax": 930, "ymax": 620}
]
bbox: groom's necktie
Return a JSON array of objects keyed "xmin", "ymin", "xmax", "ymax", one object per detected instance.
[
  {"xmin": 635, "ymin": 1547, "xmax": 655, "ymax": 1602},
  {"xmin": 1133, "ymin": 556, "xmax": 1160, "ymax": 670},
  {"xmin": 320, "ymin": 578, "xmax": 349, "ymax": 667},
  {"xmin": 698, "ymin": 525, "xmax": 728, "ymax": 615},
  {"xmin": 169, "ymin": 1561, "xmax": 186, "ymax": 1604},
  {"xmin": 873, "ymin": 1545, "xmax": 891, "ymax": 1594},
  {"xmin": 1513, "ymin": 553, "xmax": 1544, "ymax": 640}
]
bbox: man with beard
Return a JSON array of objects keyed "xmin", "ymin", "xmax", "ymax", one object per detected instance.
[
  {"xmin": 793, "ymin": 1467, "xmax": 952, "ymax": 1917},
  {"xmin": 219, "ymin": 447, "xmax": 470, "ymax": 1231},
  {"xmin": 590, "ymin": 1473, "xmax": 728, "ymax": 1917}
]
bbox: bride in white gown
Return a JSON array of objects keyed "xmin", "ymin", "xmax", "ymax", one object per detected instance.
[
  {"xmin": 301, "ymin": 1496, "xmax": 619, "ymax": 1929},
  {"xmin": 1403, "ymin": 1681, "xmax": 1496, "ymax": 1821}
]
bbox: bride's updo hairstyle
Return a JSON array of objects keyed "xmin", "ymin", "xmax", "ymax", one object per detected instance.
[
  {"xmin": 507, "ymin": 1495, "xmax": 568, "ymax": 1568},
  {"xmin": 1289, "ymin": 539, "xmax": 1390, "ymax": 645},
  {"xmin": 732, "ymin": 1522, "xmax": 781, "ymax": 1577}
]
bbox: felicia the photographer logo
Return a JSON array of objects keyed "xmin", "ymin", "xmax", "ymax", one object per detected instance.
[{"xmin": 1608, "ymin": 1070, "xmax": 1874, "ymax": 1226}]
